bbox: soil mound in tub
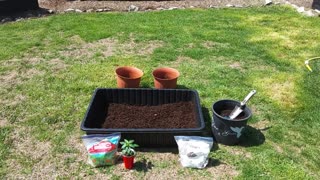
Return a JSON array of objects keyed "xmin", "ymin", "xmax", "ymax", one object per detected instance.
[{"xmin": 103, "ymin": 102, "xmax": 197, "ymax": 129}]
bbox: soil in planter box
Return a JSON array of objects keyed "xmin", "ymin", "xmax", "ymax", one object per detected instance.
[{"xmin": 102, "ymin": 101, "xmax": 198, "ymax": 129}]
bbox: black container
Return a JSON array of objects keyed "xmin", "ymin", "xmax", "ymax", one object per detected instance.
[
  {"xmin": 212, "ymin": 99, "xmax": 252, "ymax": 145},
  {"xmin": 0, "ymin": 0, "xmax": 39, "ymax": 15},
  {"xmin": 81, "ymin": 88, "xmax": 206, "ymax": 147}
]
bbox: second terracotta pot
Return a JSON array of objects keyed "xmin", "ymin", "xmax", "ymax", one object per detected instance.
[
  {"xmin": 116, "ymin": 66, "xmax": 143, "ymax": 88},
  {"xmin": 152, "ymin": 67, "xmax": 180, "ymax": 89}
]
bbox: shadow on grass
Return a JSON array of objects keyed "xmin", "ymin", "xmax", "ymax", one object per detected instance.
[
  {"xmin": 140, "ymin": 82, "xmax": 153, "ymax": 88},
  {"xmin": 201, "ymin": 106, "xmax": 214, "ymax": 137},
  {"xmin": 134, "ymin": 158, "xmax": 154, "ymax": 172},
  {"xmin": 177, "ymin": 84, "xmax": 189, "ymax": 89},
  {"xmin": 238, "ymin": 125, "xmax": 266, "ymax": 147},
  {"xmin": 206, "ymin": 158, "xmax": 222, "ymax": 167},
  {"xmin": 139, "ymin": 83, "xmax": 189, "ymax": 89}
]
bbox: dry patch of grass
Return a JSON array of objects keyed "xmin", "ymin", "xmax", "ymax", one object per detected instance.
[
  {"xmin": 60, "ymin": 38, "xmax": 117, "ymax": 60},
  {"xmin": 5, "ymin": 127, "xmax": 86, "ymax": 179},
  {"xmin": 59, "ymin": 36, "xmax": 164, "ymax": 61},
  {"xmin": 48, "ymin": 58, "xmax": 68, "ymax": 72},
  {"xmin": 229, "ymin": 62, "xmax": 243, "ymax": 70},
  {"xmin": 201, "ymin": 41, "xmax": 230, "ymax": 49},
  {"xmin": 171, "ymin": 56, "xmax": 197, "ymax": 68},
  {"xmin": 224, "ymin": 147, "xmax": 253, "ymax": 160},
  {"xmin": 268, "ymin": 140, "xmax": 284, "ymax": 154},
  {"xmin": 5, "ymin": 126, "xmax": 54, "ymax": 179},
  {"xmin": 206, "ymin": 161, "xmax": 239, "ymax": 179},
  {"xmin": 253, "ymin": 74, "xmax": 297, "ymax": 109},
  {"xmin": 54, "ymin": 140, "xmax": 239, "ymax": 179},
  {"xmin": 251, "ymin": 120, "xmax": 271, "ymax": 131},
  {"xmin": 0, "ymin": 94, "xmax": 26, "ymax": 107},
  {"xmin": 0, "ymin": 58, "xmax": 45, "ymax": 89},
  {"xmin": 0, "ymin": 71, "xmax": 20, "ymax": 88},
  {"xmin": 0, "ymin": 117, "xmax": 8, "ymax": 128},
  {"xmin": 118, "ymin": 38, "xmax": 164, "ymax": 56},
  {"xmin": 250, "ymin": 31, "xmax": 295, "ymax": 49}
]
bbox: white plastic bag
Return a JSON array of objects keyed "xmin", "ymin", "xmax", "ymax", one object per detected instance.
[
  {"xmin": 82, "ymin": 133, "xmax": 121, "ymax": 167},
  {"xmin": 174, "ymin": 136, "xmax": 213, "ymax": 169}
]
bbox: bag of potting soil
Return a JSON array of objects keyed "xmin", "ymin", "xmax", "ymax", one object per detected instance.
[
  {"xmin": 82, "ymin": 133, "xmax": 121, "ymax": 167},
  {"xmin": 174, "ymin": 136, "xmax": 213, "ymax": 169}
]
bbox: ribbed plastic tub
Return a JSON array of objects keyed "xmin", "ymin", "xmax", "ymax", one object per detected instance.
[{"xmin": 81, "ymin": 88, "xmax": 206, "ymax": 147}]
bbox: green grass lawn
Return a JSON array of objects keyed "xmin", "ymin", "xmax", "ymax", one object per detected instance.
[{"xmin": 1, "ymin": 5, "xmax": 320, "ymax": 179}]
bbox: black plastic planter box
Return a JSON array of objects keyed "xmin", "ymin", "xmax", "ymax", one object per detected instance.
[{"xmin": 81, "ymin": 88, "xmax": 206, "ymax": 147}]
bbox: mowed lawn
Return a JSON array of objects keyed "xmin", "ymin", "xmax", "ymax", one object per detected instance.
[{"xmin": 0, "ymin": 5, "xmax": 320, "ymax": 179}]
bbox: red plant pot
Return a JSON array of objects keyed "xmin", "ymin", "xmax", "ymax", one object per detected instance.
[
  {"xmin": 122, "ymin": 155, "xmax": 135, "ymax": 169},
  {"xmin": 116, "ymin": 66, "xmax": 143, "ymax": 88},
  {"xmin": 152, "ymin": 67, "xmax": 180, "ymax": 89}
]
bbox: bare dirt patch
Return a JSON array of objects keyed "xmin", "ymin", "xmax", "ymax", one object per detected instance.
[{"xmin": 39, "ymin": 0, "xmax": 281, "ymax": 12}]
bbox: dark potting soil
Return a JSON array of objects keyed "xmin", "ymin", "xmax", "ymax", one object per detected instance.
[
  {"xmin": 220, "ymin": 109, "xmax": 245, "ymax": 120},
  {"xmin": 102, "ymin": 101, "xmax": 198, "ymax": 129}
]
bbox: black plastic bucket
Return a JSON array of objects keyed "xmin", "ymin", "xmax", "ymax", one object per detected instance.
[{"xmin": 212, "ymin": 99, "xmax": 252, "ymax": 145}]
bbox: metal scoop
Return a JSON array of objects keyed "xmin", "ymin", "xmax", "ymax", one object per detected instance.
[{"xmin": 228, "ymin": 90, "xmax": 257, "ymax": 120}]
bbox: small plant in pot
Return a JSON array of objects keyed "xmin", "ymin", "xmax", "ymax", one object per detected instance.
[{"xmin": 120, "ymin": 139, "xmax": 139, "ymax": 169}]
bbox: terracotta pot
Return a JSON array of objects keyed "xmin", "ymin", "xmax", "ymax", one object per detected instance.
[
  {"xmin": 116, "ymin": 66, "xmax": 143, "ymax": 88},
  {"xmin": 122, "ymin": 155, "xmax": 135, "ymax": 169},
  {"xmin": 152, "ymin": 67, "xmax": 180, "ymax": 89}
]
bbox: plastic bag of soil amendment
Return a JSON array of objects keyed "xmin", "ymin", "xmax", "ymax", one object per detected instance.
[
  {"xmin": 82, "ymin": 133, "xmax": 121, "ymax": 167},
  {"xmin": 175, "ymin": 136, "xmax": 213, "ymax": 169}
]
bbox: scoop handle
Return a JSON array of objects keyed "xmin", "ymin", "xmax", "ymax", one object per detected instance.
[{"xmin": 240, "ymin": 90, "xmax": 256, "ymax": 106}]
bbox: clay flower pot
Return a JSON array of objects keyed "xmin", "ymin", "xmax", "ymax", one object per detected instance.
[
  {"xmin": 122, "ymin": 155, "xmax": 135, "ymax": 169},
  {"xmin": 116, "ymin": 66, "xmax": 143, "ymax": 88},
  {"xmin": 152, "ymin": 67, "xmax": 180, "ymax": 89}
]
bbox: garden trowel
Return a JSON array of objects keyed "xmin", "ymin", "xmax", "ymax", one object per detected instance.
[{"xmin": 228, "ymin": 90, "xmax": 256, "ymax": 120}]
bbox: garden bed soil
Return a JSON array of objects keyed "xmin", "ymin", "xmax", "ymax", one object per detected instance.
[
  {"xmin": 38, "ymin": 0, "xmax": 317, "ymax": 12},
  {"xmin": 102, "ymin": 101, "xmax": 198, "ymax": 129}
]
